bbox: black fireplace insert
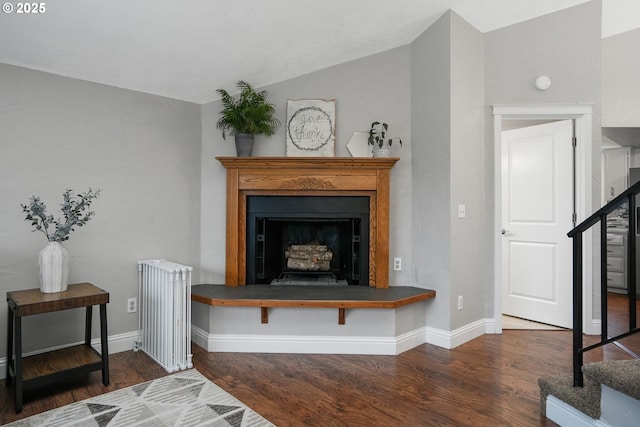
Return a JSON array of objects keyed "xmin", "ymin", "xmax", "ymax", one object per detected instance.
[{"xmin": 246, "ymin": 196, "xmax": 369, "ymax": 285}]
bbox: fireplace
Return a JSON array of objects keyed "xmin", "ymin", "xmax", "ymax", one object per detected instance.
[
  {"xmin": 217, "ymin": 157, "xmax": 398, "ymax": 288},
  {"xmin": 246, "ymin": 196, "xmax": 369, "ymax": 285}
]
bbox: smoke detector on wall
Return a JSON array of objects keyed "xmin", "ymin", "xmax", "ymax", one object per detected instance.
[{"xmin": 535, "ymin": 75, "xmax": 551, "ymax": 91}]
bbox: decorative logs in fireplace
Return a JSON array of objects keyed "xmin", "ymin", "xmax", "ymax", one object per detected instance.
[{"xmin": 285, "ymin": 243, "xmax": 333, "ymax": 271}]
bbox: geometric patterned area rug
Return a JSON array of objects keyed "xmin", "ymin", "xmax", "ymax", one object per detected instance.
[{"xmin": 6, "ymin": 369, "xmax": 275, "ymax": 427}]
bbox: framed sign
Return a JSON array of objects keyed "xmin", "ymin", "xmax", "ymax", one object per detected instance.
[{"xmin": 286, "ymin": 99, "xmax": 336, "ymax": 157}]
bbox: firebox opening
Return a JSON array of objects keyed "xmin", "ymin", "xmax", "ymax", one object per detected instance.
[{"xmin": 246, "ymin": 196, "xmax": 369, "ymax": 286}]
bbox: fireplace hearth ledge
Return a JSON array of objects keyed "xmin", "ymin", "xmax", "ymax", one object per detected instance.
[
  {"xmin": 190, "ymin": 284, "xmax": 436, "ymax": 355},
  {"xmin": 191, "ymin": 284, "xmax": 435, "ymax": 325}
]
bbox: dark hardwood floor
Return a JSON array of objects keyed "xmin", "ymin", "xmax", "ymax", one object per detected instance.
[
  {"xmin": 2, "ymin": 300, "xmax": 637, "ymax": 426},
  {"xmin": 605, "ymin": 292, "xmax": 640, "ymax": 355}
]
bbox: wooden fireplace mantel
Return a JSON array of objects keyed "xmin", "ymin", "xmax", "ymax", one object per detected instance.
[{"xmin": 217, "ymin": 157, "xmax": 399, "ymax": 288}]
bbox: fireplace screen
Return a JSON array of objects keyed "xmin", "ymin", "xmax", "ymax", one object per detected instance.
[{"xmin": 246, "ymin": 196, "xmax": 369, "ymax": 285}]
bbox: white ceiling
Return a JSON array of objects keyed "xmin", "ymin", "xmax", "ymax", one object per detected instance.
[{"xmin": 0, "ymin": 0, "xmax": 637, "ymax": 104}]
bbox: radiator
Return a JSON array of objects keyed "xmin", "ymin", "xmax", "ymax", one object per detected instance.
[{"xmin": 136, "ymin": 259, "xmax": 193, "ymax": 373}]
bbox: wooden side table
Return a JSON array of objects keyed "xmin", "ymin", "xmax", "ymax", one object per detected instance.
[{"xmin": 5, "ymin": 282, "xmax": 110, "ymax": 413}]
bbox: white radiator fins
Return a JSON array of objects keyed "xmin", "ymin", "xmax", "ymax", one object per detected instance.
[{"xmin": 137, "ymin": 259, "xmax": 193, "ymax": 373}]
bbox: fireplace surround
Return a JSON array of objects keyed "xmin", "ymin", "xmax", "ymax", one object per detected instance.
[{"xmin": 217, "ymin": 157, "xmax": 398, "ymax": 288}]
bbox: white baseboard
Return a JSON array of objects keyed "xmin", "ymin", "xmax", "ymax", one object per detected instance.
[
  {"xmin": 193, "ymin": 317, "xmax": 494, "ymax": 354},
  {"xmin": 192, "ymin": 325, "xmax": 427, "ymax": 355},
  {"xmin": 589, "ymin": 319, "xmax": 601, "ymax": 336},
  {"xmin": 191, "ymin": 324, "xmax": 211, "ymax": 351},
  {"xmin": 426, "ymin": 318, "xmax": 493, "ymax": 349},
  {"xmin": 0, "ymin": 330, "xmax": 138, "ymax": 380},
  {"xmin": 396, "ymin": 327, "xmax": 429, "ymax": 354},
  {"xmin": 93, "ymin": 330, "xmax": 139, "ymax": 354},
  {"xmin": 546, "ymin": 395, "xmax": 608, "ymax": 427}
]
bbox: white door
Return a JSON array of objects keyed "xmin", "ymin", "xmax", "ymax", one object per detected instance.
[{"xmin": 502, "ymin": 120, "xmax": 574, "ymax": 328}]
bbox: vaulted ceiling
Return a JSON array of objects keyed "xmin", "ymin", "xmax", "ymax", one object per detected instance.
[{"xmin": 0, "ymin": 0, "xmax": 637, "ymax": 104}]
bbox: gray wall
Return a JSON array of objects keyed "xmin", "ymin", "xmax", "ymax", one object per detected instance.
[
  {"xmin": 449, "ymin": 13, "xmax": 486, "ymax": 329},
  {"xmin": 197, "ymin": 46, "xmax": 415, "ymax": 336},
  {"xmin": 484, "ymin": 0, "xmax": 603, "ymax": 319},
  {"xmin": 410, "ymin": 11, "xmax": 486, "ymax": 332},
  {"xmin": 485, "ymin": 0, "xmax": 601, "ymax": 108},
  {"xmin": 410, "ymin": 13, "xmax": 452, "ymax": 331},
  {"xmin": 602, "ymin": 27, "xmax": 640, "ymax": 127},
  {"xmin": 198, "ymin": 1, "xmax": 606, "ymax": 338},
  {"xmin": 0, "ymin": 63, "xmax": 201, "ymax": 355},
  {"xmin": 1, "ymin": 0, "xmax": 611, "ymax": 358}
]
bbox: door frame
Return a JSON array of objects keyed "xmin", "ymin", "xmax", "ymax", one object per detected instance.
[{"xmin": 492, "ymin": 104, "xmax": 595, "ymax": 334}]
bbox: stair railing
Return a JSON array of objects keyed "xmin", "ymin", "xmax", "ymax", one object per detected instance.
[{"xmin": 568, "ymin": 180, "xmax": 640, "ymax": 387}]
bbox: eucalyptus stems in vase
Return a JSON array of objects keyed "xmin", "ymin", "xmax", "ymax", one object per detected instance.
[{"xmin": 21, "ymin": 188, "xmax": 101, "ymax": 293}]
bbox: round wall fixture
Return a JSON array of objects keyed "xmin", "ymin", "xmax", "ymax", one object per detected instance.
[{"xmin": 535, "ymin": 75, "xmax": 551, "ymax": 90}]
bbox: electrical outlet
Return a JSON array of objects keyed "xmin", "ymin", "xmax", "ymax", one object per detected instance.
[
  {"xmin": 457, "ymin": 204, "xmax": 466, "ymax": 218},
  {"xmin": 457, "ymin": 295, "xmax": 463, "ymax": 311},
  {"xmin": 393, "ymin": 257, "xmax": 402, "ymax": 271},
  {"xmin": 127, "ymin": 297, "xmax": 137, "ymax": 313}
]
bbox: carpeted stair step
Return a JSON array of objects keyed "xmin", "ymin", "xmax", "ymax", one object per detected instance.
[
  {"xmin": 582, "ymin": 359, "xmax": 640, "ymax": 401},
  {"xmin": 538, "ymin": 374, "xmax": 601, "ymax": 419},
  {"xmin": 539, "ymin": 359, "xmax": 640, "ymax": 420}
]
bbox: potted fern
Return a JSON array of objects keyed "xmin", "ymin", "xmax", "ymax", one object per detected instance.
[
  {"xmin": 368, "ymin": 121, "xmax": 402, "ymax": 157},
  {"xmin": 216, "ymin": 80, "xmax": 280, "ymax": 156}
]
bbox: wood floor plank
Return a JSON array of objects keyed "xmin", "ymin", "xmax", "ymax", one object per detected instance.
[{"xmin": 2, "ymin": 299, "xmax": 637, "ymax": 426}]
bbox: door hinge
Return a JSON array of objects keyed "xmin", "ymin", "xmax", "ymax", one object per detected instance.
[
  {"xmin": 572, "ymin": 136, "xmax": 577, "ymax": 147},
  {"xmin": 572, "ymin": 212, "xmax": 577, "ymax": 224}
]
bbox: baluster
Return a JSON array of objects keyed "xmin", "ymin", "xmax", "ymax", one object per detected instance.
[
  {"xmin": 601, "ymin": 214, "xmax": 608, "ymax": 343},
  {"xmin": 573, "ymin": 231, "xmax": 584, "ymax": 387},
  {"xmin": 628, "ymin": 194, "xmax": 637, "ymax": 330}
]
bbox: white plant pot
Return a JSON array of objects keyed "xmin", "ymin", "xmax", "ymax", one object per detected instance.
[
  {"xmin": 373, "ymin": 145, "xmax": 391, "ymax": 158},
  {"xmin": 39, "ymin": 241, "xmax": 70, "ymax": 293}
]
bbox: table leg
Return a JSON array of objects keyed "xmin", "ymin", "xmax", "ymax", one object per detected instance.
[
  {"xmin": 5, "ymin": 305, "xmax": 13, "ymax": 387},
  {"xmin": 85, "ymin": 306, "xmax": 92, "ymax": 346},
  {"xmin": 14, "ymin": 315, "xmax": 22, "ymax": 413},
  {"xmin": 100, "ymin": 303, "xmax": 109, "ymax": 386}
]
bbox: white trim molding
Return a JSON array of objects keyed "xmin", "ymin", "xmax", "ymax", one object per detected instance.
[
  {"xmin": 426, "ymin": 318, "xmax": 496, "ymax": 349},
  {"xmin": 492, "ymin": 104, "xmax": 594, "ymax": 117},
  {"xmin": 193, "ymin": 318, "xmax": 497, "ymax": 354},
  {"xmin": 546, "ymin": 396, "xmax": 608, "ymax": 427},
  {"xmin": 192, "ymin": 325, "xmax": 427, "ymax": 355}
]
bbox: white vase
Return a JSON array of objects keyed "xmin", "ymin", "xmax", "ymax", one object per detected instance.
[
  {"xmin": 39, "ymin": 241, "xmax": 70, "ymax": 293},
  {"xmin": 373, "ymin": 144, "xmax": 391, "ymax": 158}
]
